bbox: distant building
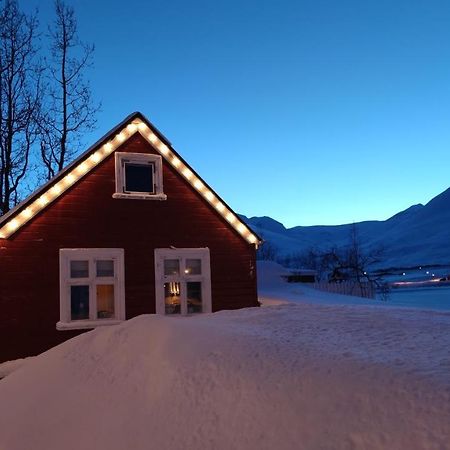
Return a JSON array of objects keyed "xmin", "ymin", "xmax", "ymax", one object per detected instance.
[{"xmin": 284, "ymin": 269, "xmax": 318, "ymax": 283}]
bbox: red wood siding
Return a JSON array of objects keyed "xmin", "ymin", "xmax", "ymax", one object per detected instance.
[{"xmin": 0, "ymin": 134, "xmax": 258, "ymax": 363}]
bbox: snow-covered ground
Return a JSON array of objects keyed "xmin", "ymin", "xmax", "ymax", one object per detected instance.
[
  {"xmin": 260, "ymin": 260, "xmax": 450, "ymax": 311},
  {"xmin": 0, "ymin": 357, "xmax": 33, "ymax": 379},
  {"xmin": 386, "ymin": 286, "xmax": 450, "ymax": 311},
  {"xmin": 0, "ymin": 261, "xmax": 449, "ymax": 449}
]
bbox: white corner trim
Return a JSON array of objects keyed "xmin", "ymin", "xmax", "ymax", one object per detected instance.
[
  {"xmin": 112, "ymin": 193, "xmax": 167, "ymax": 201},
  {"xmin": 56, "ymin": 319, "xmax": 124, "ymax": 331}
]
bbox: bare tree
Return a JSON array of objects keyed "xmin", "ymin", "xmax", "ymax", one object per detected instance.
[
  {"xmin": 256, "ymin": 235, "xmax": 279, "ymax": 261},
  {"xmin": 40, "ymin": 0, "xmax": 99, "ymax": 180},
  {"xmin": 0, "ymin": 0, "xmax": 41, "ymax": 215},
  {"xmin": 315, "ymin": 224, "xmax": 389, "ymax": 297}
]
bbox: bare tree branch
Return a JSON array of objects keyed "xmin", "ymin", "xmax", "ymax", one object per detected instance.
[
  {"xmin": 0, "ymin": 0, "xmax": 41, "ymax": 215},
  {"xmin": 39, "ymin": 0, "xmax": 100, "ymax": 180}
]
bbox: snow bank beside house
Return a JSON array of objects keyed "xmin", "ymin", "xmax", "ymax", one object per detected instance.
[
  {"xmin": 1, "ymin": 298, "xmax": 450, "ymax": 449},
  {"xmin": 0, "ymin": 357, "xmax": 33, "ymax": 379}
]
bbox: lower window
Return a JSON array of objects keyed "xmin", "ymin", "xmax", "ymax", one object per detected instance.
[
  {"xmin": 155, "ymin": 248, "xmax": 212, "ymax": 315},
  {"xmin": 57, "ymin": 248, "xmax": 125, "ymax": 330}
]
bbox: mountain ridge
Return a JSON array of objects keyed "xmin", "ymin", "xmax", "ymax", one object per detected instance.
[{"xmin": 241, "ymin": 187, "xmax": 450, "ymax": 269}]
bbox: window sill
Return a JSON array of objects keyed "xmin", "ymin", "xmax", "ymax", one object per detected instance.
[
  {"xmin": 56, "ymin": 319, "xmax": 124, "ymax": 331},
  {"xmin": 112, "ymin": 193, "xmax": 167, "ymax": 201}
]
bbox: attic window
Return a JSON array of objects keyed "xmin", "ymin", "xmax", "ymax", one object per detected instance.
[
  {"xmin": 113, "ymin": 152, "xmax": 167, "ymax": 200},
  {"xmin": 125, "ymin": 163, "xmax": 154, "ymax": 193}
]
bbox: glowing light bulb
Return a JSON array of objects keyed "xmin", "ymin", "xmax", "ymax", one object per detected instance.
[
  {"xmin": 137, "ymin": 122, "xmax": 148, "ymax": 132},
  {"xmin": 237, "ymin": 223, "xmax": 246, "ymax": 233},
  {"xmin": 104, "ymin": 143, "xmax": 113, "ymax": 153},
  {"xmin": 127, "ymin": 123, "xmax": 137, "ymax": 133},
  {"xmin": 149, "ymin": 134, "xmax": 158, "ymax": 144},
  {"xmin": 171, "ymin": 157, "xmax": 181, "ymax": 168},
  {"xmin": 193, "ymin": 179, "xmax": 204, "ymax": 190},
  {"xmin": 65, "ymin": 173, "xmax": 76, "ymax": 185},
  {"xmin": 38, "ymin": 195, "xmax": 49, "ymax": 206},
  {"xmin": 226, "ymin": 212, "xmax": 236, "ymax": 223},
  {"xmin": 117, "ymin": 131, "xmax": 126, "ymax": 143},
  {"xmin": 90, "ymin": 152, "xmax": 101, "ymax": 164},
  {"xmin": 77, "ymin": 162, "xmax": 89, "ymax": 174},
  {"xmin": 205, "ymin": 191, "xmax": 214, "ymax": 202},
  {"xmin": 7, "ymin": 219, "xmax": 19, "ymax": 231},
  {"xmin": 215, "ymin": 202, "xmax": 225, "ymax": 213},
  {"xmin": 182, "ymin": 168, "xmax": 193, "ymax": 179},
  {"xmin": 158, "ymin": 143, "xmax": 169, "ymax": 155},
  {"xmin": 21, "ymin": 208, "xmax": 33, "ymax": 219},
  {"xmin": 51, "ymin": 184, "xmax": 62, "ymax": 195}
]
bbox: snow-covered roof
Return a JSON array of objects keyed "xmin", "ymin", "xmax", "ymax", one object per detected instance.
[{"xmin": 0, "ymin": 112, "xmax": 261, "ymax": 246}]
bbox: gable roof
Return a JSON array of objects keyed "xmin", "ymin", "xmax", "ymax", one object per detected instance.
[{"xmin": 0, "ymin": 112, "xmax": 261, "ymax": 246}]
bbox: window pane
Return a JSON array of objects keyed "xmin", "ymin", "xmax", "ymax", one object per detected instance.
[
  {"xmin": 96, "ymin": 260, "xmax": 114, "ymax": 277},
  {"xmin": 71, "ymin": 285, "xmax": 89, "ymax": 320},
  {"xmin": 164, "ymin": 282, "xmax": 180, "ymax": 314},
  {"xmin": 187, "ymin": 282, "xmax": 202, "ymax": 314},
  {"xmin": 96, "ymin": 285, "xmax": 115, "ymax": 319},
  {"xmin": 124, "ymin": 163, "xmax": 154, "ymax": 193},
  {"xmin": 164, "ymin": 259, "xmax": 180, "ymax": 276},
  {"xmin": 185, "ymin": 259, "xmax": 201, "ymax": 275},
  {"xmin": 70, "ymin": 260, "xmax": 89, "ymax": 278}
]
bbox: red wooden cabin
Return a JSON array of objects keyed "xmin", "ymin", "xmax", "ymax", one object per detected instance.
[{"xmin": 0, "ymin": 112, "xmax": 261, "ymax": 363}]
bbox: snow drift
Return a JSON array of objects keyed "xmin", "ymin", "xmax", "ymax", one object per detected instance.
[{"xmin": 1, "ymin": 293, "xmax": 450, "ymax": 449}]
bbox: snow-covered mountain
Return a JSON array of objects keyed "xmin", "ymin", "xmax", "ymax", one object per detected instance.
[{"xmin": 242, "ymin": 187, "xmax": 450, "ymax": 269}]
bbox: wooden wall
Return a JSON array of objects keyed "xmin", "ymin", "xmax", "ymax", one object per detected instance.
[{"xmin": 0, "ymin": 133, "xmax": 258, "ymax": 363}]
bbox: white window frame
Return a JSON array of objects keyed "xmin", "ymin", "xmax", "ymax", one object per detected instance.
[
  {"xmin": 154, "ymin": 248, "xmax": 212, "ymax": 315},
  {"xmin": 57, "ymin": 248, "xmax": 126, "ymax": 330},
  {"xmin": 113, "ymin": 152, "xmax": 167, "ymax": 200}
]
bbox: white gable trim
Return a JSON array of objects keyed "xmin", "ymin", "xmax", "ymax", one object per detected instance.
[{"xmin": 0, "ymin": 115, "xmax": 261, "ymax": 247}]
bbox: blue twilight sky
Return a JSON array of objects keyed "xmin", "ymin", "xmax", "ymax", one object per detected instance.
[{"xmin": 26, "ymin": 0, "xmax": 450, "ymax": 227}]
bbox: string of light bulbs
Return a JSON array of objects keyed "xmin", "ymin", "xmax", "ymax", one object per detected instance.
[{"xmin": 0, "ymin": 119, "xmax": 260, "ymax": 246}]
